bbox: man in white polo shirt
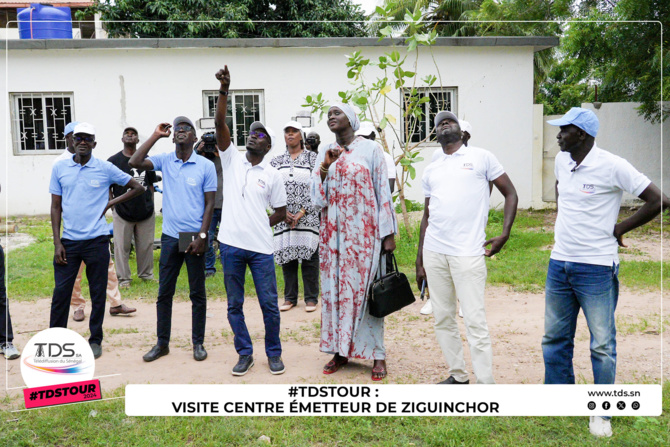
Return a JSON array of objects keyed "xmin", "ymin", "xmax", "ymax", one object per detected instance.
[
  {"xmin": 416, "ymin": 111, "xmax": 518, "ymax": 385},
  {"xmin": 544, "ymin": 107, "xmax": 669, "ymax": 437},
  {"xmin": 214, "ymin": 66, "xmax": 287, "ymax": 376}
]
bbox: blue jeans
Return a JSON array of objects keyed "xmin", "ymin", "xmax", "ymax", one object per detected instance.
[
  {"xmin": 221, "ymin": 243, "xmax": 281, "ymax": 357},
  {"xmin": 156, "ymin": 234, "xmax": 207, "ymax": 346},
  {"xmin": 542, "ymin": 259, "xmax": 619, "ymax": 385},
  {"xmin": 205, "ymin": 208, "xmax": 222, "ymax": 274}
]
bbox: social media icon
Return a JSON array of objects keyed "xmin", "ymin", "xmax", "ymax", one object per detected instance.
[
  {"xmin": 632, "ymin": 401, "xmax": 640, "ymax": 410},
  {"xmin": 587, "ymin": 401, "xmax": 596, "ymax": 410},
  {"xmin": 617, "ymin": 401, "xmax": 626, "ymax": 410},
  {"xmin": 602, "ymin": 401, "xmax": 611, "ymax": 410}
]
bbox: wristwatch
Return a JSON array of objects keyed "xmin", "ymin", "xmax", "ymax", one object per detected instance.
[{"xmin": 199, "ymin": 232, "xmax": 207, "ymax": 240}]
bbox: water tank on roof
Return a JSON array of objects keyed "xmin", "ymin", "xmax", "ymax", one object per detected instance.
[{"xmin": 18, "ymin": 4, "xmax": 73, "ymax": 39}]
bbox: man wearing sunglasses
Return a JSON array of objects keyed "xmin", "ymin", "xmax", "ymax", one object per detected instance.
[
  {"xmin": 129, "ymin": 117, "xmax": 217, "ymax": 363},
  {"xmin": 50, "ymin": 123, "xmax": 145, "ymax": 359},
  {"xmin": 214, "ymin": 66, "xmax": 287, "ymax": 376}
]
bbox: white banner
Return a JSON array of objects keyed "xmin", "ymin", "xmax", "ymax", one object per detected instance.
[{"xmin": 125, "ymin": 384, "xmax": 661, "ymax": 417}]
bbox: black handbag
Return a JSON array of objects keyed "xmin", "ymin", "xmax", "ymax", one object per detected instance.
[{"xmin": 367, "ymin": 253, "xmax": 416, "ymax": 318}]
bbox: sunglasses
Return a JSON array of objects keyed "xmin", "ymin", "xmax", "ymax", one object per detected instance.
[
  {"xmin": 249, "ymin": 130, "xmax": 268, "ymax": 140},
  {"xmin": 174, "ymin": 125, "xmax": 193, "ymax": 132},
  {"xmin": 73, "ymin": 136, "xmax": 95, "ymax": 143}
]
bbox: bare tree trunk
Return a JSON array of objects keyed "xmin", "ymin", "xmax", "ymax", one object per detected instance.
[{"xmin": 397, "ymin": 171, "xmax": 411, "ymax": 235}]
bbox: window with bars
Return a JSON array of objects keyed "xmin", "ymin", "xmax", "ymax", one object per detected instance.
[
  {"xmin": 203, "ymin": 90, "xmax": 264, "ymax": 147},
  {"xmin": 10, "ymin": 92, "xmax": 74, "ymax": 154},
  {"xmin": 402, "ymin": 87, "xmax": 458, "ymax": 143}
]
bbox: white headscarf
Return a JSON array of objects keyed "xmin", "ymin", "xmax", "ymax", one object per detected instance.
[{"xmin": 330, "ymin": 102, "xmax": 360, "ymax": 132}]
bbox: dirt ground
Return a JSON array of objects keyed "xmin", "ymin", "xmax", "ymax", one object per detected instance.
[
  {"xmin": 2, "ymin": 229, "xmax": 668, "ymax": 399},
  {"xmin": 2, "ymin": 278, "xmax": 667, "ymax": 397}
]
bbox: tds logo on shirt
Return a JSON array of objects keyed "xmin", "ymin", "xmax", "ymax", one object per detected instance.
[
  {"xmin": 257, "ymin": 179, "xmax": 267, "ymax": 188},
  {"xmin": 186, "ymin": 177, "xmax": 197, "ymax": 186},
  {"xmin": 89, "ymin": 180, "xmax": 100, "ymax": 187},
  {"xmin": 580, "ymin": 184, "xmax": 596, "ymax": 194},
  {"xmin": 461, "ymin": 163, "xmax": 474, "ymax": 170}
]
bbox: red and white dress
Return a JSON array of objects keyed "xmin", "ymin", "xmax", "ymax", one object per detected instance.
[{"xmin": 311, "ymin": 136, "xmax": 396, "ymax": 360}]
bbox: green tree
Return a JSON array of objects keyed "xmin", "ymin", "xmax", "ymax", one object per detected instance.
[
  {"xmin": 544, "ymin": 0, "xmax": 669, "ymax": 123},
  {"xmin": 84, "ymin": 0, "xmax": 367, "ymax": 38},
  {"xmin": 371, "ymin": 0, "xmax": 481, "ymax": 36}
]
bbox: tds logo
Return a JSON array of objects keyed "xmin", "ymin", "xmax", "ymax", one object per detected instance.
[
  {"xmin": 35, "ymin": 343, "xmax": 76, "ymax": 358},
  {"xmin": 257, "ymin": 179, "xmax": 267, "ymax": 188},
  {"xmin": 580, "ymin": 183, "xmax": 595, "ymax": 194},
  {"xmin": 461, "ymin": 163, "xmax": 474, "ymax": 170}
]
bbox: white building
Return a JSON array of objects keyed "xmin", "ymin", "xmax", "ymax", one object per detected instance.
[{"xmin": 1, "ymin": 36, "xmax": 558, "ymax": 216}]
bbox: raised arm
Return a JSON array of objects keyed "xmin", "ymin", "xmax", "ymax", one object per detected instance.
[
  {"xmin": 129, "ymin": 123, "xmax": 171, "ymax": 170},
  {"xmin": 214, "ymin": 66, "xmax": 232, "ymax": 152}
]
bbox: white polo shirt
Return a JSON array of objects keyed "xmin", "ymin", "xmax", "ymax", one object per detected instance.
[
  {"xmin": 422, "ymin": 145, "xmax": 504, "ymax": 256},
  {"xmin": 383, "ymin": 151, "xmax": 396, "ymax": 180},
  {"xmin": 216, "ymin": 144, "xmax": 287, "ymax": 255},
  {"xmin": 551, "ymin": 146, "xmax": 650, "ymax": 266}
]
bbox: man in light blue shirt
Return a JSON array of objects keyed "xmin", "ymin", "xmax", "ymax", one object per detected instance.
[
  {"xmin": 130, "ymin": 116, "xmax": 217, "ymax": 363},
  {"xmin": 50, "ymin": 123, "xmax": 144, "ymax": 359}
]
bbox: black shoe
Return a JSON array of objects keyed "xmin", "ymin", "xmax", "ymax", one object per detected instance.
[
  {"xmin": 205, "ymin": 270, "xmax": 216, "ymax": 279},
  {"xmin": 268, "ymin": 356, "xmax": 285, "ymax": 375},
  {"xmin": 438, "ymin": 375, "xmax": 469, "ymax": 384},
  {"xmin": 143, "ymin": 345, "xmax": 169, "ymax": 362},
  {"xmin": 90, "ymin": 343, "xmax": 102, "ymax": 359},
  {"xmin": 193, "ymin": 344, "xmax": 207, "ymax": 361},
  {"xmin": 232, "ymin": 355, "xmax": 254, "ymax": 376}
]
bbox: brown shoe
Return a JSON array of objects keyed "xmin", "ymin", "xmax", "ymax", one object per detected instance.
[
  {"xmin": 109, "ymin": 304, "xmax": 137, "ymax": 316},
  {"xmin": 279, "ymin": 301, "xmax": 295, "ymax": 312},
  {"xmin": 73, "ymin": 308, "xmax": 85, "ymax": 322},
  {"xmin": 305, "ymin": 301, "xmax": 318, "ymax": 312}
]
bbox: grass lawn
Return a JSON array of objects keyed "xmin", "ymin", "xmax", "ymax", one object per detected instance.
[
  {"xmin": 7, "ymin": 208, "xmax": 668, "ymax": 301},
  {"xmin": 2, "ymin": 209, "xmax": 668, "ymax": 445},
  {"xmin": 1, "ymin": 384, "xmax": 669, "ymax": 446}
]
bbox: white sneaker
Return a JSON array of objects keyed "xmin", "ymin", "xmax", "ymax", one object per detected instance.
[
  {"xmin": 589, "ymin": 416, "xmax": 612, "ymax": 437},
  {"xmin": 1, "ymin": 342, "xmax": 20, "ymax": 360},
  {"xmin": 420, "ymin": 299, "xmax": 433, "ymax": 315}
]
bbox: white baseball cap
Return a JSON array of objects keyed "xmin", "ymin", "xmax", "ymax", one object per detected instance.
[
  {"xmin": 460, "ymin": 120, "xmax": 472, "ymax": 134},
  {"xmin": 73, "ymin": 122, "xmax": 95, "ymax": 136},
  {"xmin": 355, "ymin": 122, "xmax": 376, "ymax": 137},
  {"xmin": 283, "ymin": 120, "xmax": 303, "ymax": 132}
]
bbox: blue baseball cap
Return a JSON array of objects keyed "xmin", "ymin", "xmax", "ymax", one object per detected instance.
[
  {"xmin": 64, "ymin": 121, "xmax": 80, "ymax": 136},
  {"xmin": 547, "ymin": 107, "xmax": 599, "ymax": 137}
]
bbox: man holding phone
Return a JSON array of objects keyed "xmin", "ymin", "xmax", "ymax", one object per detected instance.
[{"xmin": 129, "ymin": 117, "xmax": 217, "ymax": 363}]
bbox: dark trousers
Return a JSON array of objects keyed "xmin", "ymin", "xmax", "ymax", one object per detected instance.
[
  {"xmin": 156, "ymin": 234, "xmax": 207, "ymax": 347},
  {"xmin": 281, "ymin": 250, "xmax": 319, "ymax": 304},
  {"xmin": 221, "ymin": 243, "xmax": 281, "ymax": 357},
  {"xmin": 50, "ymin": 236, "xmax": 110, "ymax": 345},
  {"xmin": 205, "ymin": 208, "xmax": 222, "ymax": 273},
  {"xmin": 0, "ymin": 245, "xmax": 14, "ymax": 345}
]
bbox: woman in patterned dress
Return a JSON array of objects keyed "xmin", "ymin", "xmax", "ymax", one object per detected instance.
[
  {"xmin": 271, "ymin": 122, "xmax": 320, "ymax": 312},
  {"xmin": 310, "ymin": 103, "xmax": 397, "ymax": 381}
]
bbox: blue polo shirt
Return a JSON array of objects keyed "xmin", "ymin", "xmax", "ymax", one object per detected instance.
[
  {"xmin": 50, "ymin": 155, "xmax": 132, "ymax": 241},
  {"xmin": 148, "ymin": 151, "xmax": 217, "ymax": 238}
]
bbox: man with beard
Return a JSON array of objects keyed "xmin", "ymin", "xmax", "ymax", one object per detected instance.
[
  {"xmin": 415, "ymin": 111, "xmax": 518, "ymax": 384},
  {"xmin": 129, "ymin": 116, "xmax": 217, "ymax": 363},
  {"xmin": 214, "ymin": 66, "xmax": 287, "ymax": 376}
]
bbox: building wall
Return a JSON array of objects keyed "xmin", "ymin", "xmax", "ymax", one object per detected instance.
[{"xmin": 1, "ymin": 43, "xmax": 535, "ymax": 216}]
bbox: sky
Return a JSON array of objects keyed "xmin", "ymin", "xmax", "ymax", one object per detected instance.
[{"xmin": 355, "ymin": 0, "xmax": 381, "ymax": 15}]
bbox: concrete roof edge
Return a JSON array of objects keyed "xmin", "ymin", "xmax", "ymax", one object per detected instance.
[{"xmin": 6, "ymin": 36, "xmax": 559, "ymax": 51}]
